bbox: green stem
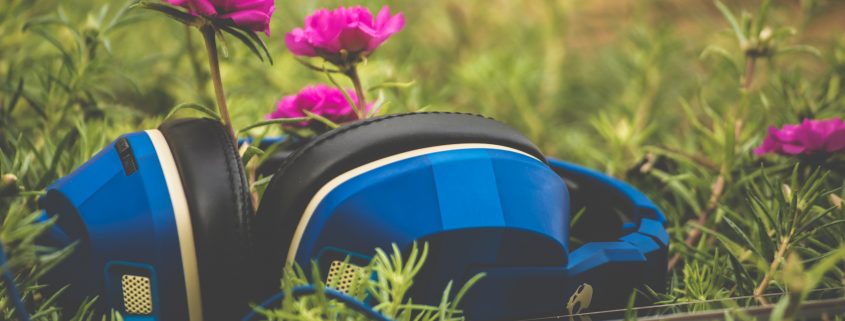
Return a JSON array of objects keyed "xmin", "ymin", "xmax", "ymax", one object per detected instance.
[
  {"xmin": 742, "ymin": 55, "xmax": 757, "ymax": 91},
  {"xmin": 201, "ymin": 25, "xmax": 237, "ymax": 147},
  {"xmin": 345, "ymin": 65, "xmax": 367, "ymax": 119},
  {"xmin": 755, "ymin": 236, "xmax": 790, "ymax": 304},
  {"xmin": 186, "ymin": 26, "xmax": 212, "ymax": 106}
]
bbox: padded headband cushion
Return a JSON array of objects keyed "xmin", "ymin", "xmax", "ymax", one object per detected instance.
[
  {"xmin": 253, "ymin": 112, "xmax": 546, "ymax": 293},
  {"xmin": 158, "ymin": 118, "xmax": 254, "ymax": 321}
]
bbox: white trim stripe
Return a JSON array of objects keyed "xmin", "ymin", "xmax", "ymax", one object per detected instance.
[
  {"xmin": 287, "ymin": 143, "xmax": 541, "ymax": 263},
  {"xmin": 146, "ymin": 130, "xmax": 203, "ymax": 321}
]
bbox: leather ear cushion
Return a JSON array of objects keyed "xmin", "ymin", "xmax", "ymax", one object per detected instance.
[
  {"xmin": 158, "ymin": 118, "xmax": 254, "ymax": 321},
  {"xmin": 252, "ymin": 112, "xmax": 546, "ymax": 295}
]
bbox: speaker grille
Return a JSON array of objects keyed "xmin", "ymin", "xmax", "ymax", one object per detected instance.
[
  {"xmin": 326, "ymin": 261, "xmax": 366, "ymax": 294},
  {"xmin": 121, "ymin": 274, "xmax": 153, "ymax": 315}
]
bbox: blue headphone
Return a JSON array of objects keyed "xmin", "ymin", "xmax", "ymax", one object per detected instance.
[{"xmin": 30, "ymin": 112, "xmax": 667, "ymax": 320}]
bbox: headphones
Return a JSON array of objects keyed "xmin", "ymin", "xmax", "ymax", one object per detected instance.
[{"xmin": 34, "ymin": 112, "xmax": 667, "ymax": 321}]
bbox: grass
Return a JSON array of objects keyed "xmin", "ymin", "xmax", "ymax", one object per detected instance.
[{"xmin": 1, "ymin": 0, "xmax": 845, "ymax": 320}]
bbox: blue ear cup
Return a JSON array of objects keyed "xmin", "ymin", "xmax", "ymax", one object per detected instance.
[
  {"xmin": 40, "ymin": 118, "xmax": 253, "ymax": 321},
  {"xmin": 252, "ymin": 112, "xmax": 554, "ymax": 296},
  {"xmin": 252, "ymin": 112, "xmax": 667, "ymax": 320}
]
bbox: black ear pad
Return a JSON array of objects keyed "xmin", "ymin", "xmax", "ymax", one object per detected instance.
[
  {"xmin": 158, "ymin": 118, "xmax": 254, "ymax": 321},
  {"xmin": 252, "ymin": 112, "xmax": 546, "ymax": 295}
]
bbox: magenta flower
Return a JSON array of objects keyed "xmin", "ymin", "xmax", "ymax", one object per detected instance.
[
  {"xmin": 164, "ymin": 0, "xmax": 275, "ymax": 35},
  {"xmin": 267, "ymin": 85, "xmax": 372, "ymax": 128},
  {"xmin": 754, "ymin": 118, "xmax": 845, "ymax": 156},
  {"xmin": 285, "ymin": 6, "xmax": 404, "ymax": 65}
]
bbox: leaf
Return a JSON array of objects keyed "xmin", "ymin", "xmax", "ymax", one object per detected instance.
[
  {"xmin": 825, "ymin": 75, "xmax": 841, "ymax": 104},
  {"xmin": 131, "ymin": 1, "xmax": 199, "ymax": 27},
  {"xmin": 748, "ymin": 199, "xmax": 777, "ymax": 257},
  {"xmin": 294, "ymin": 57, "xmax": 340, "ymax": 73},
  {"xmin": 726, "ymin": 250, "xmax": 753, "ymax": 294},
  {"xmin": 451, "ymin": 272, "xmax": 485, "ymax": 310},
  {"xmin": 215, "ymin": 27, "xmax": 230, "ymax": 58},
  {"xmin": 368, "ymin": 80, "xmax": 416, "ymax": 92},
  {"xmin": 649, "ymin": 169, "xmax": 703, "ymax": 214},
  {"xmin": 302, "ymin": 110, "xmax": 339, "ymax": 129},
  {"xmin": 26, "ymin": 27, "xmax": 76, "ymax": 73},
  {"xmin": 105, "ymin": 1, "xmax": 134, "ymax": 31},
  {"xmin": 6, "ymin": 78, "xmax": 24, "ymax": 116},
  {"xmin": 722, "ymin": 215, "xmax": 762, "ymax": 258},
  {"xmin": 238, "ymin": 118, "xmax": 309, "ymax": 133},
  {"xmin": 23, "ymin": 16, "xmax": 74, "ymax": 30},
  {"xmin": 251, "ymin": 174, "xmax": 273, "ymax": 189},
  {"xmin": 793, "ymin": 219, "xmax": 845, "ymax": 244},
  {"xmin": 569, "ymin": 207, "xmax": 587, "ymax": 229},
  {"xmin": 218, "ymin": 24, "xmax": 265, "ymax": 63},
  {"xmin": 714, "ymin": 0, "xmax": 747, "ymax": 46},
  {"xmin": 367, "ymin": 90, "xmax": 389, "ymax": 118},
  {"xmin": 240, "ymin": 145, "xmax": 264, "ymax": 166},
  {"xmin": 36, "ymin": 127, "xmax": 79, "ymax": 188},
  {"xmin": 723, "ymin": 115, "xmax": 736, "ymax": 168},
  {"xmin": 777, "ymin": 45, "xmax": 822, "ymax": 58},
  {"xmin": 323, "ymin": 65, "xmax": 361, "ymax": 118},
  {"xmin": 700, "ymin": 45, "xmax": 740, "ymax": 75},
  {"xmin": 243, "ymin": 26, "xmax": 273, "ymax": 65},
  {"xmin": 752, "ymin": 0, "xmax": 771, "ymax": 37},
  {"xmin": 803, "ymin": 246, "xmax": 845, "ymax": 298},
  {"xmin": 165, "ymin": 103, "xmax": 221, "ymax": 121},
  {"xmin": 795, "ymin": 205, "xmax": 838, "ymax": 236}
]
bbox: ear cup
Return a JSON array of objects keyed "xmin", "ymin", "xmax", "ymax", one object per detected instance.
[
  {"xmin": 253, "ymin": 112, "xmax": 546, "ymax": 295},
  {"xmin": 158, "ymin": 118, "xmax": 254, "ymax": 321}
]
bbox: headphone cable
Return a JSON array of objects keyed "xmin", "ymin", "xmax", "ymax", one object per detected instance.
[
  {"xmin": 241, "ymin": 285, "xmax": 392, "ymax": 321},
  {"xmin": 0, "ymin": 244, "xmax": 32, "ymax": 321}
]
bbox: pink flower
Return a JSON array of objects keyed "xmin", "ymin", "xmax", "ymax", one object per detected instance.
[
  {"xmin": 164, "ymin": 0, "xmax": 275, "ymax": 35},
  {"xmin": 285, "ymin": 6, "xmax": 404, "ymax": 64},
  {"xmin": 266, "ymin": 85, "xmax": 372, "ymax": 127},
  {"xmin": 754, "ymin": 118, "xmax": 845, "ymax": 156}
]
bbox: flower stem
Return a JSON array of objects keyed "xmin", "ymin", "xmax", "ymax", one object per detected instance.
[
  {"xmin": 755, "ymin": 236, "xmax": 790, "ymax": 305},
  {"xmin": 345, "ymin": 65, "xmax": 367, "ymax": 119},
  {"xmin": 742, "ymin": 55, "xmax": 757, "ymax": 91},
  {"xmin": 667, "ymin": 174, "xmax": 726, "ymax": 271},
  {"xmin": 201, "ymin": 25, "xmax": 237, "ymax": 147}
]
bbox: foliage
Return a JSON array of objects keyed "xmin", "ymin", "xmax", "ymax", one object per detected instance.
[
  {"xmin": 254, "ymin": 243, "xmax": 483, "ymax": 321},
  {"xmin": 1, "ymin": 0, "xmax": 845, "ymax": 320}
]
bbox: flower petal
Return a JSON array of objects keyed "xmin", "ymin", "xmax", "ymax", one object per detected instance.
[
  {"xmin": 285, "ymin": 29, "xmax": 316, "ymax": 56},
  {"xmin": 339, "ymin": 27, "xmax": 374, "ymax": 52},
  {"xmin": 823, "ymin": 123, "xmax": 845, "ymax": 153},
  {"xmin": 190, "ymin": 0, "xmax": 218, "ymax": 15},
  {"xmin": 220, "ymin": 10, "xmax": 271, "ymax": 34}
]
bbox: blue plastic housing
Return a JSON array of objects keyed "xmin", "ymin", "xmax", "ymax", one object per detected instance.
[
  {"xmin": 38, "ymin": 131, "xmax": 667, "ymax": 321},
  {"xmin": 292, "ymin": 151, "xmax": 667, "ymax": 320},
  {"xmin": 40, "ymin": 132, "xmax": 188, "ymax": 320}
]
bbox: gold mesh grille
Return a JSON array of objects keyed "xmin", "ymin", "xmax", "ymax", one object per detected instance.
[
  {"xmin": 326, "ymin": 260, "xmax": 366, "ymax": 294},
  {"xmin": 121, "ymin": 274, "xmax": 153, "ymax": 315}
]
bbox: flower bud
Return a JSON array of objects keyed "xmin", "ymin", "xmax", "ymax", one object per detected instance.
[
  {"xmin": 830, "ymin": 194, "xmax": 843, "ymax": 209},
  {"xmin": 1, "ymin": 173, "xmax": 18, "ymax": 196},
  {"xmin": 782, "ymin": 184, "xmax": 792, "ymax": 201},
  {"xmin": 759, "ymin": 26, "xmax": 773, "ymax": 42}
]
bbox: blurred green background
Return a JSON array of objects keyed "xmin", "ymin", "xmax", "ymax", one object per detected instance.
[{"xmin": 2, "ymin": 0, "xmax": 842, "ymax": 170}]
